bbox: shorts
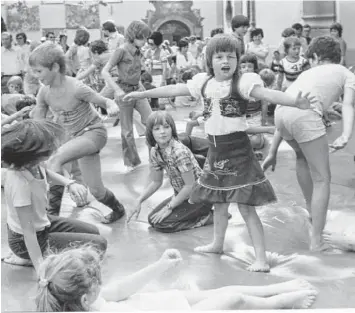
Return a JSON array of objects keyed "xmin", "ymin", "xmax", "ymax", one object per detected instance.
[{"xmin": 275, "ymin": 106, "xmax": 326, "ymax": 143}]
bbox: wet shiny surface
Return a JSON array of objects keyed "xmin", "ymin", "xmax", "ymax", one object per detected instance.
[{"xmin": 1, "ymin": 107, "xmax": 355, "ymax": 311}]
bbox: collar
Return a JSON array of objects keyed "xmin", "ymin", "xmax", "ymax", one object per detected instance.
[
  {"xmin": 109, "ymin": 31, "xmax": 118, "ymax": 40},
  {"xmin": 2, "ymin": 45, "xmax": 15, "ymax": 52},
  {"xmin": 155, "ymin": 138, "xmax": 176, "ymax": 154},
  {"xmin": 125, "ymin": 42, "xmax": 140, "ymax": 56},
  {"xmin": 232, "ymin": 32, "xmax": 243, "ymax": 41}
]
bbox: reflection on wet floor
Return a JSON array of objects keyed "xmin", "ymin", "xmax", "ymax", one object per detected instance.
[{"xmin": 1, "ymin": 108, "xmax": 355, "ymax": 311}]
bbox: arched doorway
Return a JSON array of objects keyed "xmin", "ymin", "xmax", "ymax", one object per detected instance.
[{"xmin": 158, "ymin": 20, "xmax": 190, "ymax": 44}]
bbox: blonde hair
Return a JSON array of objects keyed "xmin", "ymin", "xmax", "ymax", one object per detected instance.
[
  {"xmin": 35, "ymin": 246, "xmax": 102, "ymax": 312},
  {"xmin": 7, "ymin": 75, "xmax": 23, "ymax": 88},
  {"xmin": 29, "ymin": 42, "xmax": 66, "ymax": 74}
]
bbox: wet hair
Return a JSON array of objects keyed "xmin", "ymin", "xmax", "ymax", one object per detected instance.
[
  {"xmin": 35, "ymin": 246, "xmax": 102, "ymax": 312},
  {"xmin": 146, "ymin": 111, "xmax": 179, "ymax": 147},
  {"xmin": 210, "ymin": 27, "xmax": 224, "ymax": 38},
  {"xmin": 178, "ymin": 38, "xmax": 189, "ymax": 50},
  {"xmin": 305, "ymin": 36, "xmax": 341, "ymax": 64},
  {"xmin": 125, "ymin": 20, "xmax": 151, "ymax": 43},
  {"xmin": 283, "ymin": 37, "xmax": 301, "ymax": 53},
  {"xmin": 1, "ymin": 119, "xmax": 65, "ymax": 169},
  {"xmin": 231, "ymin": 15, "xmax": 250, "ymax": 31},
  {"xmin": 259, "ymin": 68, "xmax": 276, "ymax": 87},
  {"xmin": 250, "ymin": 28, "xmax": 264, "ymax": 40},
  {"xmin": 74, "ymin": 28, "xmax": 90, "ymax": 46},
  {"xmin": 149, "ymin": 31, "xmax": 163, "ymax": 46},
  {"xmin": 205, "ymin": 34, "xmax": 238, "ymax": 76},
  {"xmin": 292, "ymin": 23, "xmax": 303, "ymax": 31},
  {"xmin": 240, "ymin": 53, "xmax": 258, "ymax": 72},
  {"xmin": 90, "ymin": 40, "xmax": 108, "ymax": 55},
  {"xmin": 102, "ymin": 21, "xmax": 116, "ymax": 33},
  {"xmin": 15, "ymin": 95, "xmax": 36, "ymax": 112},
  {"xmin": 330, "ymin": 22, "xmax": 343, "ymax": 37},
  {"xmin": 29, "ymin": 43, "xmax": 66, "ymax": 74},
  {"xmin": 16, "ymin": 32, "xmax": 27, "ymax": 42},
  {"xmin": 281, "ymin": 27, "xmax": 296, "ymax": 38},
  {"xmin": 46, "ymin": 32, "xmax": 55, "ymax": 39},
  {"xmin": 7, "ymin": 75, "xmax": 23, "ymax": 88},
  {"xmin": 141, "ymin": 71, "xmax": 153, "ymax": 84}
]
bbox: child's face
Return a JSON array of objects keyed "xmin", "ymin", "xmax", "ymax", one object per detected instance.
[
  {"xmin": 134, "ymin": 37, "xmax": 147, "ymax": 48},
  {"xmin": 330, "ymin": 29, "xmax": 339, "ymax": 38},
  {"xmin": 288, "ymin": 44, "xmax": 301, "ymax": 58},
  {"xmin": 152, "ymin": 122, "xmax": 172, "ymax": 147},
  {"xmin": 31, "ymin": 64, "xmax": 56, "ymax": 86},
  {"xmin": 8, "ymin": 84, "xmax": 20, "ymax": 94},
  {"xmin": 240, "ymin": 62, "xmax": 255, "ymax": 74},
  {"xmin": 235, "ymin": 25, "xmax": 249, "ymax": 36},
  {"xmin": 212, "ymin": 51, "xmax": 238, "ymax": 80},
  {"xmin": 273, "ymin": 53, "xmax": 280, "ymax": 61}
]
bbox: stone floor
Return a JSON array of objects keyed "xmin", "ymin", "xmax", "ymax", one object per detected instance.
[{"xmin": 1, "ymin": 106, "xmax": 355, "ymax": 311}]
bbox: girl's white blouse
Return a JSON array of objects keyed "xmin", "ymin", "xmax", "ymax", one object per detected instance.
[{"xmin": 187, "ymin": 72, "xmax": 264, "ymax": 135}]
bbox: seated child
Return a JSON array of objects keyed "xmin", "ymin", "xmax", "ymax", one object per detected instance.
[
  {"xmin": 1, "ymin": 120, "xmax": 107, "ymax": 275},
  {"xmin": 35, "ymin": 246, "xmax": 318, "ymax": 311},
  {"xmin": 1, "ymin": 76, "xmax": 25, "ymax": 115},
  {"xmin": 141, "ymin": 72, "xmax": 159, "ymax": 111},
  {"xmin": 277, "ymin": 37, "xmax": 310, "ymax": 91}
]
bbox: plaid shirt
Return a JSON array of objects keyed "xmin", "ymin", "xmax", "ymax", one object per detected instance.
[{"xmin": 150, "ymin": 139, "xmax": 202, "ymax": 194}]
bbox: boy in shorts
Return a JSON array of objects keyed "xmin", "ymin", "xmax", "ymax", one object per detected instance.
[{"xmin": 263, "ymin": 36, "xmax": 355, "ymax": 252}]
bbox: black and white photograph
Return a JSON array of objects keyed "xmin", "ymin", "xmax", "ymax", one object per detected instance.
[{"xmin": 1, "ymin": 0, "xmax": 355, "ymax": 311}]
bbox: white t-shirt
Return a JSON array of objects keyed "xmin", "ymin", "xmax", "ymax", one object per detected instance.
[
  {"xmin": 282, "ymin": 63, "xmax": 355, "ymax": 116},
  {"xmin": 4, "ymin": 167, "xmax": 51, "ymax": 234},
  {"xmin": 187, "ymin": 72, "xmax": 264, "ymax": 135}
]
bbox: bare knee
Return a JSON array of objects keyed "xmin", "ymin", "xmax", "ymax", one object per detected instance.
[{"xmin": 238, "ymin": 204, "xmax": 256, "ymax": 219}]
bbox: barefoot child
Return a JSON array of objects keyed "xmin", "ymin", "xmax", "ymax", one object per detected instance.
[
  {"xmin": 262, "ymin": 36, "xmax": 355, "ymax": 251},
  {"xmin": 29, "ymin": 43, "xmax": 125, "ymax": 224},
  {"xmin": 1, "ymin": 120, "xmax": 107, "ymax": 276},
  {"xmin": 124, "ymin": 34, "xmax": 316, "ymax": 272},
  {"xmin": 35, "ymin": 245, "xmax": 318, "ymax": 311}
]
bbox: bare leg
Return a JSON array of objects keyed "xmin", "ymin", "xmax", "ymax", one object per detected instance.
[
  {"xmin": 194, "ymin": 203, "xmax": 229, "ymax": 253},
  {"xmin": 299, "ymin": 135, "xmax": 331, "ymax": 251},
  {"xmin": 238, "ymin": 204, "xmax": 269, "ymax": 272},
  {"xmin": 286, "ymin": 139, "xmax": 313, "ymax": 215},
  {"xmin": 189, "ymin": 290, "xmax": 317, "ymax": 310},
  {"xmin": 323, "ymin": 231, "xmax": 355, "ymax": 251}
]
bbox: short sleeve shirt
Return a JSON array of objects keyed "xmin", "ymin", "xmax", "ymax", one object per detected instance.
[{"xmin": 150, "ymin": 139, "xmax": 202, "ymax": 194}]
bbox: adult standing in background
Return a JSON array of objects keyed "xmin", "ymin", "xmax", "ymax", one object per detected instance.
[
  {"xmin": 303, "ymin": 24, "xmax": 312, "ymax": 45},
  {"xmin": 102, "ymin": 20, "xmax": 125, "ymax": 52},
  {"xmin": 188, "ymin": 36, "xmax": 199, "ymax": 64},
  {"xmin": 246, "ymin": 28, "xmax": 269, "ymax": 67},
  {"xmin": 45, "ymin": 32, "xmax": 56, "ymax": 44},
  {"xmin": 231, "ymin": 14, "xmax": 250, "ymax": 57},
  {"xmin": 330, "ymin": 22, "xmax": 347, "ymax": 66},
  {"xmin": 59, "ymin": 34, "xmax": 70, "ymax": 53},
  {"xmin": 1, "ymin": 32, "xmax": 22, "ymax": 94},
  {"xmin": 15, "ymin": 32, "xmax": 31, "ymax": 74}
]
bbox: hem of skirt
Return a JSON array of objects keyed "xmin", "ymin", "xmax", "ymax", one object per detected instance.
[{"xmin": 197, "ymin": 177, "xmax": 268, "ymax": 191}]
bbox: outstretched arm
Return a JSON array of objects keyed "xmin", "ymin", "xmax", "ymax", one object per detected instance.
[{"xmin": 123, "ymin": 84, "xmax": 191, "ymax": 101}]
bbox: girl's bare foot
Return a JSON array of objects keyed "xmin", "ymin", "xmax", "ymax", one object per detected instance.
[
  {"xmin": 1, "ymin": 252, "xmax": 33, "ymax": 267},
  {"xmin": 271, "ymin": 290, "xmax": 318, "ymax": 309},
  {"xmin": 323, "ymin": 231, "xmax": 355, "ymax": 251},
  {"xmin": 247, "ymin": 260, "xmax": 270, "ymax": 272},
  {"xmin": 194, "ymin": 243, "xmax": 223, "ymax": 254}
]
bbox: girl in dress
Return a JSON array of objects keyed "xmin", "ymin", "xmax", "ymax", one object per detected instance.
[
  {"xmin": 29, "ymin": 43, "xmax": 125, "ymax": 224},
  {"xmin": 124, "ymin": 34, "xmax": 316, "ymax": 272},
  {"xmin": 35, "ymin": 246, "xmax": 317, "ymax": 311}
]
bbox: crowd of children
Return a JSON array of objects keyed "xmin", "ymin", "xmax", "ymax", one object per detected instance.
[{"xmin": 1, "ymin": 13, "xmax": 355, "ymax": 312}]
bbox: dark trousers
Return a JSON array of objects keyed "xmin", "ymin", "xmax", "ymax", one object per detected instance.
[
  {"xmin": 7, "ymin": 215, "xmax": 107, "ymax": 259},
  {"xmin": 178, "ymin": 133, "xmax": 209, "ymax": 168},
  {"xmin": 148, "ymin": 196, "xmax": 213, "ymax": 233}
]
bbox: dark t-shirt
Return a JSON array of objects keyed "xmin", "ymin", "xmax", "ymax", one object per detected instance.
[{"xmin": 143, "ymin": 82, "xmax": 159, "ymax": 109}]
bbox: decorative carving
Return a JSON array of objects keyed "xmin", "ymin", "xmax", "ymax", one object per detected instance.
[{"xmin": 6, "ymin": 2, "xmax": 40, "ymax": 32}]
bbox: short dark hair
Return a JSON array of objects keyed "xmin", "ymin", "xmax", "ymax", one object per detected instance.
[
  {"xmin": 141, "ymin": 72, "xmax": 153, "ymax": 84},
  {"xmin": 145, "ymin": 111, "xmax": 179, "ymax": 147},
  {"xmin": 16, "ymin": 32, "xmax": 27, "ymax": 42},
  {"xmin": 15, "ymin": 95, "xmax": 36, "ymax": 111},
  {"xmin": 178, "ymin": 38, "xmax": 189, "ymax": 50},
  {"xmin": 283, "ymin": 37, "xmax": 302, "ymax": 53},
  {"xmin": 250, "ymin": 28, "xmax": 264, "ymax": 40},
  {"xmin": 292, "ymin": 23, "xmax": 303, "ymax": 31},
  {"xmin": 303, "ymin": 24, "xmax": 311, "ymax": 29},
  {"xmin": 240, "ymin": 53, "xmax": 258, "ymax": 73},
  {"xmin": 273, "ymin": 50, "xmax": 280, "ymax": 55},
  {"xmin": 210, "ymin": 27, "xmax": 224, "ymax": 38},
  {"xmin": 282, "ymin": 27, "xmax": 296, "ymax": 38},
  {"xmin": 90, "ymin": 40, "xmax": 108, "ymax": 55},
  {"xmin": 330, "ymin": 22, "xmax": 343, "ymax": 37},
  {"xmin": 149, "ymin": 31, "xmax": 163, "ymax": 46},
  {"xmin": 231, "ymin": 15, "xmax": 250, "ymax": 32},
  {"xmin": 74, "ymin": 28, "xmax": 90, "ymax": 46},
  {"xmin": 46, "ymin": 32, "xmax": 55, "ymax": 39},
  {"xmin": 102, "ymin": 21, "xmax": 116, "ymax": 33},
  {"xmin": 305, "ymin": 36, "xmax": 341, "ymax": 64}
]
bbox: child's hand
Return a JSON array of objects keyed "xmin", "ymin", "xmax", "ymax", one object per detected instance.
[
  {"xmin": 106, "ymin": 99, "xmax": 119, "ymax": 117},
  {"xmin": 126, "ymin": 200, "xmax": 142, "ymax": 224},
  {"xmin": 18, "ymin": 106, "xmax": 33, "ymax": 117},
  {"xmin": 159, "ymin": 249, "xmax": 183, "ymax": 268},
  {"xmin": 329, "ymin": 134, "xmax": 349, "ymax": 152},
  {"xmin": 114, "ymin": 89, "xmax": 126, "ymax": 102},
  {"xmin": 68, "ymin": 183, "xmax": 88, "ymax": 207},
  {"xmin": 295, "ymin": 91, "xmax": 317, "ymax": 110},
  {"xmin": 262, "ymin": 154, "xmax": 277, "ymax": 172},
  {"xmin": 123, "ymin": 92, "xmax": 143, "ymax": 102}
]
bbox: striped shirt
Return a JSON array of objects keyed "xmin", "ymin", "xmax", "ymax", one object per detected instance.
[{"xmin": 279, "ymin": 56, "xmax": 309, "ymax": 82}]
